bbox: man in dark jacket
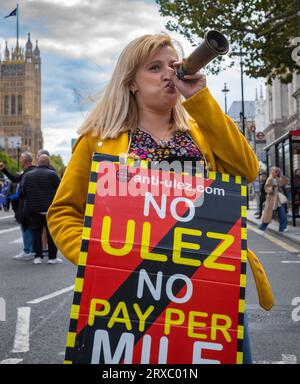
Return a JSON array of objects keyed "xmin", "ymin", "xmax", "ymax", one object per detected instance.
[
  {"xmin": 22, "ymin": 155, "xmax": 61, "ymax": 264},
  {"xmin": 255, "ymin": 172, "xmax": 267, "ymax": 219},
  {"xmin": 0, "ymin": 152, "xmax": 36, "ymax": 260}
]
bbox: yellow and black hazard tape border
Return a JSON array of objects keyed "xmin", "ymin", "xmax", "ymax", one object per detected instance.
[
  {"xmin": 64, "ymin": 159, "xmax": 99, "ymax": 364},
  {"xmin": 238, "ymin": 179, "xmax": 247, "ymax": 364}
]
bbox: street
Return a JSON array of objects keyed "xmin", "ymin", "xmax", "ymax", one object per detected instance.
[{"xmin": 0, "ymin": 209, "xmax": 299, "ymax": 364}]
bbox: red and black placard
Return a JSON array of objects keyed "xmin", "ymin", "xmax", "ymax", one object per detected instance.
[{"xmin": 64, "ymin": 153, "xmax": 247, "ymax": 364}]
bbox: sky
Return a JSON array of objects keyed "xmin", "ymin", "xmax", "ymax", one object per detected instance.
[{"xmin": 0, "ymin": 0, "xmax": 264, "ymax": 164}]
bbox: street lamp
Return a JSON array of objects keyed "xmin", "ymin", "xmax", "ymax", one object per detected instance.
[
  {"xmin": 231, "ymin": 47, "xmax": 249, "ymax": 208},
  {"xmin": 9, "ymin": 137, "xmax": 22, "ymax": 171},
  {"xmin": 298, "ymin": 0, "xmax": 300, "ymax": 35},
  {"xmin": 17, "ymin": 143, "xmax": 21, "ymax": 171},
  {"xmin": 221, "ymin": 83, "xmax": 230, "ymax": 114},
  {"xmin": 231, "ymin": 48, "xmax": 247, "ymax": 136}
]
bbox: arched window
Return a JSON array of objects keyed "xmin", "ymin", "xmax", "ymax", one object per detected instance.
[
  {"xmin": 18, "ymin": 95, "xmax": 22, "ymax": 115},
  {"xmin": 4, "ymin": 96, "xmax": 9, "ymax": 115},
  {"xmin": 11, "ymin": 95, "xmax": 16, "ymax": 115}
]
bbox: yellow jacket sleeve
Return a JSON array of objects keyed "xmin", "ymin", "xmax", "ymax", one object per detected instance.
[
  {"xmin": 183, "ymin": 87, "xmax": 259, "ymax": 183},
  {"xmin": 47, "ymin": 135, "xmax": 96, "ymax": 265}
]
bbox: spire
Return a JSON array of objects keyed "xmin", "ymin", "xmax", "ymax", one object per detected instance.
[
  {"xmin": 26, "ymin": 33, "xmax": 33, "ymax": 50},
  {"xmin": 5, "ymin": 41, "xmax": 9, "ymax": 60},
  {"xmin": 260, "ymin": 85, "xmax": 263, "ymax": 99},
  {"xmin": 34, "ymin": 40, "xmax": 40, "ymax": 57},
  {"xmin": 25, "ymin": 33, "xmax": 33, "ymax": 62},
  {"xmin": 255, "ymin": 88, "xmax": 258, "ymax": 101},
  {"xmin": 33, "ymin": 40, "xmax": 41, "ymax": 65},
  {"xmin": 11, "ymin": 46, "xmax": 16, "ymax": 60}
]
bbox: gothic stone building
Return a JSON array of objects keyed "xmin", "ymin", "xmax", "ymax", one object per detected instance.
[
  {"xmin": 0, "ymin": 33, "xmax": 43, "ymax": 161},
  {"xmin": 262, "ymin": 74, "xmax": 300, "ymax": 177},
  {"xmin": 256, "ymin": 74, "xmax": 300, "ymax": 225},
  {"xmin": 265, "ymin": 74, "xmax": 300, "ymax": 143}
]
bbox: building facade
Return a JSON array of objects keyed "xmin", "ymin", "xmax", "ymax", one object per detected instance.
[
  {"xmin": 256, "ymin": 74, "xmax": 300, "ymax": 225},
  {"xmin": 260, "ymin": 74, "xmax": 300, "ymax": 176},
  {"xmin": 0, "ymin": 33, "xmax": 43, "ymax": 161},
  {"xmin": 264, "ymin": 74, "xmax": 300, "ymax": 144}
]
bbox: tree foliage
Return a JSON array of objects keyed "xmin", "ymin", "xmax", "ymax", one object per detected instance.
[
  {"xmin": 50, "ymin": 154, "xmax": 66, "ymax": 177},
  {"xmin": 0, "ymin": 151, "xmax": 18, "ymax": 178},
  {"xmin": 156, "ymin": 0, "xmax": 299, "ymax": 82}
]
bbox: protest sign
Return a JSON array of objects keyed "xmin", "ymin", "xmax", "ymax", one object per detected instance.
[{"xmin": 64, "ymin": 153, "xmax": 247, "ymax": 364}]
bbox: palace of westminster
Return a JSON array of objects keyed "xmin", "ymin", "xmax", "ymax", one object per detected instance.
[{"xmin": 0, "ymin": 33, "xmax": 43, "ymax": 161}]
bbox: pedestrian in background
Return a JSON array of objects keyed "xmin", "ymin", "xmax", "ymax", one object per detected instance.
[
  {"xmin": 278, "ymin": 169, "xmax": 289, "ymax": 214},
  {"xmin": 294, "ymin": 168, "xmax": 300, "ymax": 215},
  {"xmin": 36, "ymin": 149, "xmax": 56, "ymax": 258},
  {"xmin": 0, "ymin": 177, "xmax": 10, "ymax": 211},
  {"xmin": 0, "ymin": 152, "xmax": 36, "ymax": 260},
  {"xmin": 8, "ymin": 180, "xmax": 20, "ymax": 215},
  {"xmin": 255, "ymin": 172, "xmax": 267, "ymax": 219},
  {"xmin": 259, "ymin": 166, "xmax": 288, "ymax": 233},
  {"xmin": 22, "ymin": 154, "xmax": 61, "ymax": 264}
]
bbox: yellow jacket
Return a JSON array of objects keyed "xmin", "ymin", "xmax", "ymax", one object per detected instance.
[{"xmin": 47, "ymin": 87, "xmax": 274, "ymax": 310}]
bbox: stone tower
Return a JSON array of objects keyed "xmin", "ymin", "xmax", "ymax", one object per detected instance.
[
  {"xmin": 0, "ymin": 33, "xmax": 43, "ymax": 161},
  {"xmin": 255, "ymin": 85, "xmax": 267, "ymax": 132}
]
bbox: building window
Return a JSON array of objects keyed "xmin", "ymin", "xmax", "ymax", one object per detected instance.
[
  {"xmin": 18, "ymin": 95, "xmax": 22, "ymax": 115},
  {"xmin": 11, "ymin": 95, "xmax": 16, "ymax": 115},
  {"xmin": 4, "ymin": 96, "xmax": 9, "ymax": 115}
]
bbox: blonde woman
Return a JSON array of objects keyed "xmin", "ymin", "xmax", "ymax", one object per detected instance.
[{"xmin": 47, "ymin": 33, "xmax": 270, "ymax": 364}]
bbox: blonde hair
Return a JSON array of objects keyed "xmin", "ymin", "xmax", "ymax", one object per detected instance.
[
  {"xmin": 78, "ymin": 33, "xmax": 190, "ymax": 139},
  {"xmin": 271, "ymin": 166, "xmax": 280, "ymax": 175}
]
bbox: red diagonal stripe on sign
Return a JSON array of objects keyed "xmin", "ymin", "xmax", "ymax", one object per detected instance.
[
  {"xmin": 76, "ymin": 164, "xmax": 211, "ymax": 334},
  {"xmin": 130, "ymin": 217, "xmax": 242, "ymax": 364}
]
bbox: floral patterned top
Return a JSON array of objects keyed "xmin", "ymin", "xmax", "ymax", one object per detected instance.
[{"xmin": 129, "ymin": 128, "xmax": 205, "ymax": 163}]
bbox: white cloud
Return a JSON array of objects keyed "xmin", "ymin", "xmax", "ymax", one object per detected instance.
[
  {"xmin": 42, "ymin": 112, "xmax": 83, "ymax": 164},
  {"xmin": 16, "ymin": 0, "xmax": 169, "ymax": 62}
]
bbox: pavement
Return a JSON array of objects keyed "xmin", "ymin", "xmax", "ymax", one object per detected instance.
[{"xmin": 247, "ymin": 200, "xmax": 300, "ymax": 247}]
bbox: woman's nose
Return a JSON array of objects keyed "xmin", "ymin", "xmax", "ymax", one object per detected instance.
[{"xmin": 163, "ymin": 65, "xmax": 175, "ymax": 80}]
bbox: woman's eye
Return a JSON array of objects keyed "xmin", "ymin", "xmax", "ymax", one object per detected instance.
[{"xmin": 149, "ymin": 65, "xmax": 160, "ymax": 71}]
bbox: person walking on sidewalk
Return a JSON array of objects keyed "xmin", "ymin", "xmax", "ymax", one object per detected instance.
[
  {"xmin": 255, "ymin": 172, "xmax": 267, "ymax": 219},
  {"xmin": 0, "ymin": 152, "xmax": 36, "ymax": 260},
  {"xmin": 259, "ymin": 166, "xmax": 288, "ymax": 233},
  {"xmin": 294, "ymin": 168, "xmax": 300, "ymax": 215},
  {"xmin": 278, "ymin": 169, "xmax": 289, "ymax": 214},
  {"xmin": 36, "ymin": 149, "xmax": 57, "ymax": 259},
  {"xmin": 22, "ymin": 155, "xmax": 62, "ymax": 264}
]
